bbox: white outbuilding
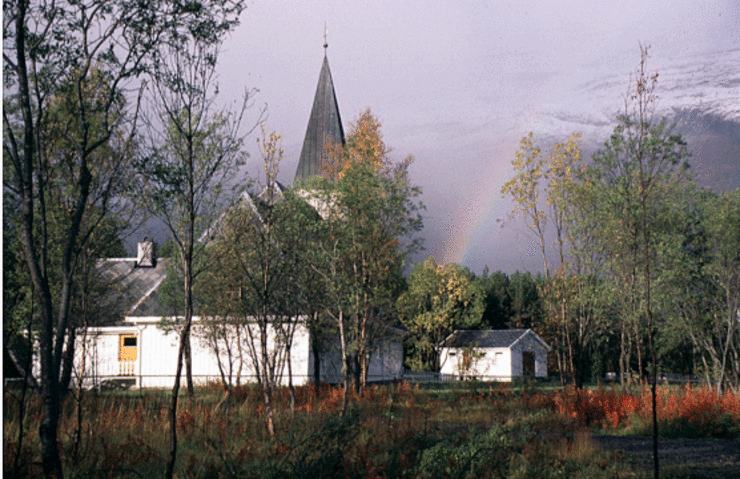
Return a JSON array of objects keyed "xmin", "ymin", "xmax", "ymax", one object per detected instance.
[{"xmin": 439, "ymin": 329, "xmax": 551, "ymax": 381}]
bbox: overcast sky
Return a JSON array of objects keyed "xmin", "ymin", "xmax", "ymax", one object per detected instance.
[{"xmin": 214, "ymin": 0, "xmax": 740, "ymax": 274}]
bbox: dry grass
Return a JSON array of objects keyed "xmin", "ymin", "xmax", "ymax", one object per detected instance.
[{"xmin": 5, "ymin": 381, "xmax": 735, "ymax": 478}]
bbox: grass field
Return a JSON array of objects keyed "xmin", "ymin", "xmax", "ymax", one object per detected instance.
[{"xmin": 4, "ymin": 381, "xmax": 739, "ymax": 478}]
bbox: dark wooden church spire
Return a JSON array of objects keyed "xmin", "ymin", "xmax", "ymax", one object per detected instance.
[{"xmin": 294, "ymin": 35, "xmax": 345, "ymax": 182}]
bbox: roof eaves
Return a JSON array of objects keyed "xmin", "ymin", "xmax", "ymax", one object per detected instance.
[
  {"xmin": 507, "ymin": 329, "xmax": 530, "ymax": 350},
  {"xmin": 128, "ymin": 274, "xmax": 167, "ymax": 316},
  {"xmin": 509, "ymin": 329, "xmax": 551, "ymax": 351}
]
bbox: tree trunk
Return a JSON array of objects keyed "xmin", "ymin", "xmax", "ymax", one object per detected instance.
[
  {"xmin": 286, "ymin": 338, "xmax": 296, "ymax": 414},
  {"xmin": 72, "ymin": 257, "xmax": 91, "ymax": 462},
  {"xmin": 12, "ymin": 312, "xmax": 35, "ymax": 477},
  {"xmin": 260, "ymin": 317, "xmax": 275, "ymax": 436},
  {"xmin": 311, "ymin": 317, "xmax": 322, "ymax": 387},
  {"xmin": 556, "ymin": 347, "xmax": 566, "ymax": 387},
  {"xmin": 165, "ymin": 262, "xmax": 195, "ymax": 479},
  {"xmin": 14, "ymin": 2, "xmax": 67, "ymax": 471},
  {"xmin": 211, "ymin": 332, "xmax": 230, "ymax": 392},
  {"xmin": 60, "ymin": 326, "xmax": 77, "ymax": 397},
  {"xmin": 359, "ymin": 309, "xmax": 368, "ymax": 392},
  {"xmin": 184, "ymin": 334, "xmax": 194, "ymax": 396},
  {"xmin": 619, "ymin": 325, "xmax": 628, "ymax": 387},
  {"xmin": 40, "ymin": 382, "xmax": 63, "ymax": 479},
  {"xmin": 236, "ymin": 325, "xmax": 244, "ymax": 387},
  {"xmin": 716, "ymin": 287, "xmax": 737, "ymax": 394},
  {"xmin": 338, "ymin": 310, "xmax": 349, "ymax": 416},
  {"xmin": 634, "ymin": 319, "xmax": 643, "ymax": 381}
]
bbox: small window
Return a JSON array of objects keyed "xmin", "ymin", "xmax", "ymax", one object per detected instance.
[
  {"xmin": 123, "ymin": 337, "xmax": 137, "ymax": 347},
  {"xmin": 449, "ymin": 352, "xmax": 456, "ymax": 357}
]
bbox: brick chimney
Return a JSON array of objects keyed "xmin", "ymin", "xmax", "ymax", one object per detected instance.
[{"xmin": 136, "ymin": 240, "xmax": 156, "ymax": 268}]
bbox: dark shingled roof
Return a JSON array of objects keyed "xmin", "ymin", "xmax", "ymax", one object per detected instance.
[
  {"xmin": 441, "ymin": 329, "xmax": 532, "ymax": 349},
  {"xmin": 294, "ymin": 55, "xmax": 345, "ymax": 181},
  {"xmin": 96, "ymin": 258, "xmax": 170, "ymax": 321}
]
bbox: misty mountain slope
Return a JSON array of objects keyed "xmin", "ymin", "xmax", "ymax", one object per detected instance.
[
  {"xmin": 672, "ymin": 108, "xmax": 740, "ymax": 192},
  {"xmin": 536, "ymin": 48, "xmax": 740, "ymax": 193}
]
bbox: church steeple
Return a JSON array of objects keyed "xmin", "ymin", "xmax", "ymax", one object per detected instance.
[{"xmin": 293, "ymin": 39, "xmax": 345, "ymax": 182}]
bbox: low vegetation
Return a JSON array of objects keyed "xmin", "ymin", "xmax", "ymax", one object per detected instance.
[{"xmin": 4, "ymin": 381, "xmax": 738, "ymax": 478}]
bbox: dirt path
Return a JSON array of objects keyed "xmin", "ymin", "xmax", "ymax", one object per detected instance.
[{"xmin": 591, "ymin": 434, "xmax": 740, "ymax": 478}]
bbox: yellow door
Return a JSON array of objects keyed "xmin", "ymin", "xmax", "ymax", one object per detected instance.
[{"xmin": 119, "ymin": 334, "xmax": 138, "ymax": 362}]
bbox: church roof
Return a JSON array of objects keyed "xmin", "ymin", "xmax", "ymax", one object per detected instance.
[{"xmin": 294, "ymin": 54, "xmax": 345, "ymax": 182}]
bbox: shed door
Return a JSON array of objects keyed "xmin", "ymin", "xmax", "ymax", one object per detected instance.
[
  {"xmin": 119, "ymin": 334, "xmax": 138, "ymax": 362},
  {"xmin": 522, "ymin": 351, "xmax": 535, "ymax": 377}
]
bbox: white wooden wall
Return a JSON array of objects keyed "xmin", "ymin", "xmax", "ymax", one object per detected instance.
[
  {"xmin": 68, "ymin": 318, "xmax": 402, "ymax": 389},
  {"xmin": 439, "ymin": 332, "xmax": 549, "ymax": 381},
  {"xmin": 510, "ymin": 333, "xmax": 549, "ymax": 378},
  {"xmin": 71, "ymin": 319, "xmax": 313, "ymax": 389}
]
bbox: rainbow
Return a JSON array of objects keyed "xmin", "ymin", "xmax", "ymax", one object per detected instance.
[{"xmin": 440, "ymin": 157, "xmax": 514, "ymax": 268}]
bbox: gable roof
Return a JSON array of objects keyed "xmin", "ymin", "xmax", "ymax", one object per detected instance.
[
  {"xmin": 96, "ymin": 257, "xmax": 170, "ymax": 320},
  {"xmin": 441, "ymin": 329, "xmax": 550, "ymax": 350},
  {"xmin": 294, "ymin": 55, "xmax": 345, "ymax": 182}
]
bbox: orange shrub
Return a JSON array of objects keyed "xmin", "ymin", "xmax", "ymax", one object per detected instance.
[{"xmin": 553, "ymin": 384, "xmax": 740, "ymax": 437}]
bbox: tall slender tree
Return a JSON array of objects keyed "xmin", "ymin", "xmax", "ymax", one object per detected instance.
[
  {"xmin": 502, "ymin": 133, "xmax": 549, "ymax": 279},
  {"xmin": 305, "ymin": 110, "xmax": 424, "ymax": 403},
  {"xmin": 133, "ymin": 5, "xmax": 255, "ymax": 475},
  {"xmin": 576, "ymin": 45, "xmax": 689, "ymax": 479},
  {"xmin": 700, "ymin": 189, "xmax": 740, "ymax": 392},
  {"xmin": 3, "ymin": 1, "xmax": 226, "ymax": 475}
]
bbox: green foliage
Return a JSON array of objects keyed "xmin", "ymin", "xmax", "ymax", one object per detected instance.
[
  {"xmin": 501, "ymin": 132, "xmax": 550, "ymax": 275},
  {"xmin": 398, "ymin": 257, "xmax": 485, "ymax": 371},
  {"xmin": 4, "ymin": 0, "xmax": 251, "ymax": 474},
  {"xmin": 241, "ymin": 410, "xmax": 362, "ymax": 479},
  {"xmin": 415, "ymin": 424, "xmax": 513, "ymax": 478},
  {"xmin": 3, "ymin": 67, "xmax": 130, "ymax": 335},
  {"xmin": 496, "ymin": 48, "xmax": 740, "ymax": 391},
  {"xmin": 302, "ymin": 109, "xmax": 424, "ymax": 388},
  {"xmin": 477, "ymin": 269, "xmax": 514, "ymax": 329},
  {"xmin": 566, "ymin": 115, "xmax": 693, "ymax": 383},
  {"xmin": 655, "ymin": 187, "xmax": 740, "ymax": 388}
]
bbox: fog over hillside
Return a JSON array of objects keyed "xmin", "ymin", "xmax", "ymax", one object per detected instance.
[
  {"xmin": 421, "ymin": 48, "xmax": 740, "ymax": 274},
  {"xmin": 534, "ymin": 48, "xmax": 740, "ymax": 190},
  {"xmin": 672, "ymin": 109, "xmax": 740, "ymax": 192}
]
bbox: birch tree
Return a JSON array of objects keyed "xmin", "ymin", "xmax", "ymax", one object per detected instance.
[
  {"xmin": 397, "ymin": 257, "xmax": 485, "ymax": 371},
  {"xmin": 501, "ymin": 133, "xmax": 549, "ymax": 278},
  {"xmin": 201, "ymin": 127, "xmax": 319, "ymax": 432},
  {"xmin": 133, "ymin": 7, "xmax": 256, "ymax": 474},
  {"xmin": 306, "ymin": 110, "xmax": 424, "ymax": 404},
  {"xmin": 2, "ymin": 0, "xmax": 225, "ymax": 475},
  {"xmin": 701, "ymin": 189, "xmax": 740, "ymax": 392}
]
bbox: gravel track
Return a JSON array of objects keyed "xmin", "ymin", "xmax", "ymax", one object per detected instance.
[{"xmin": 591, "ymin": 434, "xmax": 740, "ymax": 478}]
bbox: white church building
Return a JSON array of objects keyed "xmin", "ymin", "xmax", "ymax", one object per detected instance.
[
  {"xmin": 63, "ymin": 46, "xmax": 407, "ymax": 390},
  {"xmin": 74, "ymin": 313, "xmax": 404, "ymax": 390}
]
